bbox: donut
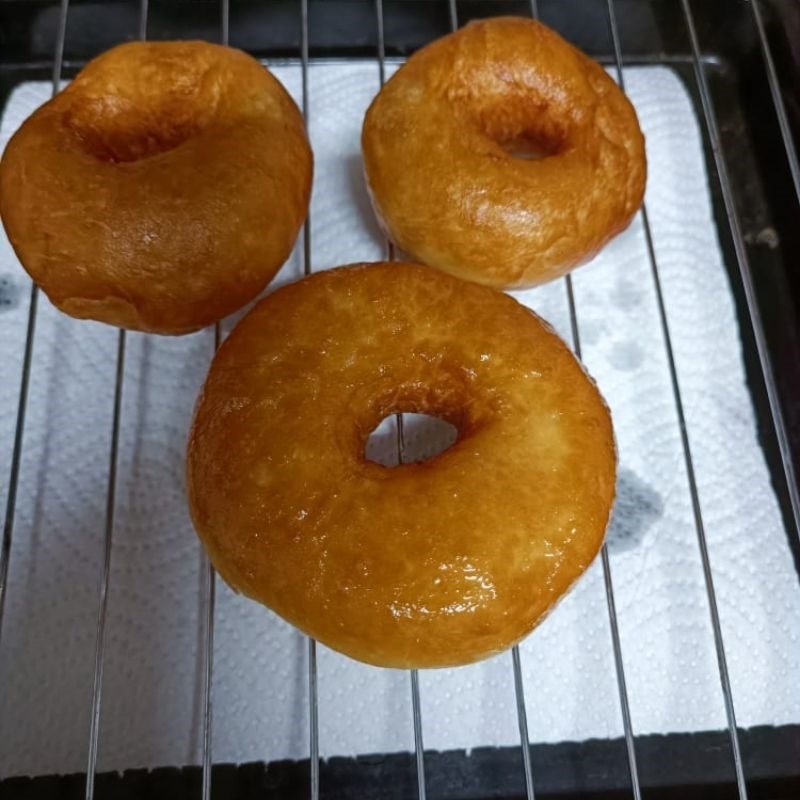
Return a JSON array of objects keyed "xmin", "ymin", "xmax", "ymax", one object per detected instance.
[
  {"xmin": 0, "ymin": 41, "xmax": 312, "ymax": 335},
  {"xmin": 362, "ymin": 17, "xmax": 646, "ymax": 289},
  {"xmin": 187, "ymin": 262, "xmax": 616, "ymax": 668}
]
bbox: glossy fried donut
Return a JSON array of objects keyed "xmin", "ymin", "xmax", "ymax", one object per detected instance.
[
  {"xmin": 187, "ymin": 262, "xmax": 616, "ymax": 668},
  {"xmin": 362, "ymin": 17, "xmax": 646, "ymax": 289},
  {"xmin": 0, "ymin": 41, "xmax": 312, "ymax": 334}
]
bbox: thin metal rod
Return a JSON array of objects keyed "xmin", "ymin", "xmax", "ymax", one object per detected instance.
[
  {"xmin": 448, "ymin": 0, "xmax": 458, "ymax": 31},
  {"xmin": 85, "ymin": 5, "xmax": 152, "ymax": 793},
  {"xmin": 0, "ymin": 288, "xmax": 38, "ymax": 647},
  {"xmin": 298, "ymin": 5, "xmax": 320, "ymax": 797},
  {"xmin": 139, "ymin": 0, "xmax": 150, "ymax": 42},
  {"xmin": 395, "ymin": 366, "xmax": 417, "ymax": 799},
  {"xmin": 201, "ymin": 556, "xmax": 216, "ymax": 800},
  {"xmin": 50, "ymin": 0, "xmax": 69, "ymax": 91},
  {"xmin": 199, "ymin": 6, "xmax": 230, "ymax": 798},
  {"xmin": 139, "ymin": 0, "xmax": 149, "ymax": 43},
  {"xmin": 198, "ymin": 6, "xmax": 232, "ymax": 798},
  {"xmin": 410, "ymin": 670, "xmax": 427, "ymax": 800},
  {"xmin": 201, "ymin": 325, "xmax": 220, "ymax": 800},
  {"xmin": 564, "ymin": 277, "xmax": 581, "ymax": 361},
  {"xmin": 608, "ymin": 1, "xmax": 749, "ymax": 796},
  {"xmin": 375, "ymin": 0, "xmax": 387, "ymax": 87},
  {"xmin": 395, "ymin": 413, "xmax": 405, "ymax": 463},
  {"xmin": 308, "ymin": 639, "xmax": 320, "ymax": 800},
  {"xmin": 84, "ymin": 330, "xmax": 127, "ymax": 800},
  {"xmin": 599, "ymin": 548, "xmax": 641, "ymax": 795},
  {"xmin": 396, "ymin": 397, "xmax": 416, "ymax": 795},
  {"xmin": 511, "ymin": 646, "xmax": 535, "ymax": 800},
  {"xmin": 0, "ymin": 0, "xmax": 69, "ymax": 649},
  {"xmin": 220, "ymin": 0, "xmax": 230, "ymax": 46},
  {"xmin": 138, "ymin": 0, "xmax": 149, "ymax": 40},
  {"xmin": 301, "ymin": 0, "xmax": 312, "ymax": 279},
  {"xmin": 564, "ymin": 276, "xmax": 642, "ymax": 800},
  {"xmin": 301, "ymin": 0, "xmax": 310, "ymax": 121},
  {"xmin": 749, "ymin": 0, "xmax": 800, "ymax": 203}
]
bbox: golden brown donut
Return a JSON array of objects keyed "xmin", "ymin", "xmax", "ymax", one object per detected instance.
[
  {"xmin": 362, "ymin": 17, "xmax": 646, "ymax": 289},
  {"xmin": 0, "ymin": 41, "xmax": 312, "ymax": 334},
  {"xmin": 187, "ymin": 262, "xmax": 616, "ymax": 668}
]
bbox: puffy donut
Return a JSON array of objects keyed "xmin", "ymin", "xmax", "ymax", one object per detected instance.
[
  {"xmin": 187, "ymin": 262, "xmax": 616, "ymax": 668},
  {"xmin": 0, "ymin": 41, "xmax": 312, "ymax": 335},
  {"xmin": 362, "ymin": 17, "xmax": 646, "ymax": 289}
]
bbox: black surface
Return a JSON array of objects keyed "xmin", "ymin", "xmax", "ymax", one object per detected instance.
[
  {"xmin": 0, "ymin": 0, "xmax": 798, "ymax": 798},
  {"xmin": 1, "ymin": 725, "xmax": 799, "ymax": 799}
]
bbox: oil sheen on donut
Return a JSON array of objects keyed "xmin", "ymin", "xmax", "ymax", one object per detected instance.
[
  {"xmin": 362, "ymin": 17, "xmax": 646, "ymax": 289},
  {"xmin": 0, "ymin": 41, "xmax": 312, "ymax": 334},
  {"xmin": 187, "ymin": 262, "xmax": 616, "ymax": 668}
]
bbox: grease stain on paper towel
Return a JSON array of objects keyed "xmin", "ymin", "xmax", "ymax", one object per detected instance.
[
  {"xmin": 0, "ymin": 273, "xmax": 22, "ymax": 310},
  {"xmin": 607, "ymin": 467, "xmax": 664, "ymax": 552}
]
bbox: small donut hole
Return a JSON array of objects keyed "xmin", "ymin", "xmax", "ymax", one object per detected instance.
[
  {"xmin": 365, "ymin": 413, "xmax": 458, "ymax": 467},
  {"xmin": 65, "ymin": 62, "xmax": 216, "ymax": 163},
  {"xmin": 67, "ymin": 103, "xmax": 203, "ymax": 163},
  {"xmin": 499, "ymin": 133, "xmax": 561, "ymax": 161}
]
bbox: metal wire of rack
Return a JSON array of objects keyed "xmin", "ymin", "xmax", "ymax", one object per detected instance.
[{"xmin": 0, "ymin": 0, "xmax": 799, "ymax": 798}]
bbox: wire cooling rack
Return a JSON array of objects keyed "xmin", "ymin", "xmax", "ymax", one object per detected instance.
[{"xmin": 0, "ymin": 1, "xmax": 799, "ymax": 799}]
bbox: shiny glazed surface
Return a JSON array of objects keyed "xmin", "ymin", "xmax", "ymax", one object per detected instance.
[
  {"xmin": 187, "ymin": 262, "xmax": 616, "ymax": 667},
  {"xmin": 0, "ymin": 41, "xmax": 312, "ymax": 334},
  {"xmin": 362, "ymin": 17, "xmax": 646, "ymax": 289}
]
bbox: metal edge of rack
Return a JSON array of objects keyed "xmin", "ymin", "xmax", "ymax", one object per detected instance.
[
  {"xmin": 0, "ymin": 0, "xmax": 69, "ymax": 649},
  {"xmin": 374, "ymin": 3, "xmax": 427, "ymax": 798},
  {"xmin": 749, "ymin": 0, "xmax": 800, "ymax": 203},
  {"xmin": 3, "ymin": 1, "xmax": 792, "ymax": 798},
  {"xmin": 606, "ymin": 0, "xmax": 749, "ymax": 797},
  {"xmin": 742, "ymin": 0, "xmax": 800, "ymax": 531}
]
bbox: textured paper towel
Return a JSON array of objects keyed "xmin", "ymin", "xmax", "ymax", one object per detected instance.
[{"xmin": 1, "ymin": 63, "xmax": 799, "ymax": 779}]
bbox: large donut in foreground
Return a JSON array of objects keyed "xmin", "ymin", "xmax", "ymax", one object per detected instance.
[
  {"xmin": 362, "ymin": 17, "xmax": 646, "ymax": 289},
  {"xmin": 187, "ymin": 262, "xmax": 616, "ymax": 668},
  {"xmin": 0, "ymin": 41, "xmax": 312, "ymax": 334}
]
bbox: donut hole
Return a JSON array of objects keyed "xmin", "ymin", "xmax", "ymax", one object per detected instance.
[
  {"xmin": 499, "ymin": 132, "xmax": 561, "ymax": 161},
  {"xmin": 477, "ymin": 109, "xmax": 566, "ymax": 161},
  {"xmin": 365, "ymin": 413, "xmax": 459, "ymax": 467},
  {"xmin": 67, "ymin": 99, "xmax": 207, "ymax": 163}
]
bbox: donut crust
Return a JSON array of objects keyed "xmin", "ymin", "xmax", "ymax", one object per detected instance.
[
  {"xmin": 0, "ymin": 41, "xmax": 312, "ymax": 334},
  {"xmin": 187, "ymin": 262, "xmax": 616, "ymax": 667},
  {"xmin": 362, "ymin": 17, "xmax": 646, "ymax": 289}
]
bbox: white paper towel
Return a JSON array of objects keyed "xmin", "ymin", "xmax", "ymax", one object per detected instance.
[{"xmin": 0, "ymin": 62, "xmax": 799, "ymax": 780}]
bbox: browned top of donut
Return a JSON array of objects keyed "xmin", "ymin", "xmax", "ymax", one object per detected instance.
[
  {"xmin": 362, "ymin": 17, "xmax": 646, "ymax": 288},
  {"xmin": 187, "ymin": 262, "xmax": 616, "ymax": 667},
  {"xmin": 0, "ymin": 41, "xmax": 312, "ymax": 334}
]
